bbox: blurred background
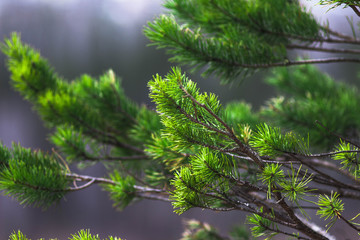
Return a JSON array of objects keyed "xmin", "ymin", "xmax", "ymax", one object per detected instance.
[{"xmin": 0, "ymin": 0, "xmax": 358, "ymax": 239}]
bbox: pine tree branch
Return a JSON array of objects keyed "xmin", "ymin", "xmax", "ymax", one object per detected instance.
[
  {"xmin": 308, "ymin": 158, "xmax": 360, "ymax": 183},
  {"xmin": 178, "ymin": 80, "xmax": 265, "ymax": 169},
  {"xmin": 182, "ymin": 182, "xmax": 297, "ymax": 228},
  {"xmin": 306, "ymin": 150, "xmax": 360, "ymax": 158},
  {"xmin": 287, "ymin": 44, "xmax": 360, "ymax": 55},
  {"xmin": 65, "ymin": 173, "xmax": 169, "ymax": 201},
  {"xmin": 339, "ymin": 214, "xmax": 360, "ymax": 231},
  {"xmin": 261, "ymin": 224, "xmax": 312, "ymax": 240},
  {"xmin": 166, "ymin": 28, "xmax": 360, "ymax": 70},
  {"xmin": 239, "ymin": 58, "xmax": 360, "ymax": 68},
  {"xmin": 274, "ymin": 190, "xmax": 329, "ymax": 240},
  {"xmin": 320, "ymin": 26, "xmax": 356, "ymax": 41},
  {"xmin": 210, "ymin": 0, "xmax": 360, "ymax": 45}
]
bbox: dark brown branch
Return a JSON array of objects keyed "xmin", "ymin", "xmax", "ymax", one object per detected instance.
[
  {"xmin": 339, "ymin": 214, "xmax": 360, "ymax": 232},
  {"xmin": 273, "ymin": 191, "xmax": 329, "ymax": 240},
  {"xmin": 290, "ymin": 154, "xmax": 360, "ymax": 192},
  {"xmin": 308, "ymin": 158, "xmax": 360, "ymax": 183},
  {"xmin": 349, "ymin": 5, "xmax": 360, "ymax": 17},
  {"xmin": 238, "ymin": 58, "xmax": 360, "ymax": 68}
]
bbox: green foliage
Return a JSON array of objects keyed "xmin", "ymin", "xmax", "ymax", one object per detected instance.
[
  {"xmin": 181, "ymin": 219, "xmax": 226, "ymax": 240},
  {"xmin": 259, "ymin": 163, "xmax": 284, "ymax": 199},
  {"xmin": 149, "ymin": 67, "xmax": 231, "ymax": 153},
  {"xmin": 316, "ymin": 192, "xmax": 344, "ymax": 230},
  {"xmin": 50, "ymin": 126, "xmax": 99, "ymax": 162},
  {"xmin": 146, "ymin": 134, "xmax": 190, "ymax": 172},
  {"xmin": 278, "ymin": 165, "xmax": 313, "ymax": 218},
  {"xmin": 102, "ymin": 171, "xmax": 136, "ymax": 211},
  {"xmin": 145, "ymin": 0, "xmax": 320, "ymax": 82},
  {"xmin": 171, "ymin": 167, "xmax": 215, "ymax": 214},
  {"xmin": 69, "ymin": 229, "xmax": 120, "ymax": 240},
  {"xmin": 332, "ymin": 140, "xmax": 360, "ymax": 178},
  {"xmin": 250, "ymin": 123, "xmax": 310, "ymax": 157},
  {"xmin": 0, "ymin": 33, "xmax": 60, "ymax": 102},
  {"xmin": 9, "ymin": 231, "xmax": 30, "ymax": 240},
  {"xmin": 264, "ymin": 64, "xmax": 360, "ymax": 148},
  {"xmin": 0, "ymin": 143, "xmax": 68, "ymax": 209},
  {"xmin": 229, "ymin": 225, "xmax": 252, "ymax": 240},
  {"xmin": 8, "ymin": 229, "xmax": 120, "ymax": 240},
  {"xmin": 246, "ymin": 210, "xmax": 279, "ymax": 239},
  {"xmin": 223, "ymin": 102, "xmax": 260, "ymax": 130}
]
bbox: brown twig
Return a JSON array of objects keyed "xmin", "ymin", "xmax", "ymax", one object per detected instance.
[{"xmin": 349, "ymin": 5, "xmax": 360, "ymax": 17}]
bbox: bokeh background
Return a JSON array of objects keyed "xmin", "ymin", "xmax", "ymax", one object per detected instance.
[{"xmin": 0, "ymin": 0, "xmax": 358, "ymax": 239}]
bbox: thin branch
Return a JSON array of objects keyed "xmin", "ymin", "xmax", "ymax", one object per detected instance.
[
  {"xmin": 273, "ymin": 190, "xmax": 329, "ymax": 240},
  {"xmin": 65, "ymin": 173, "xmax": 169, "ymax": 201},
  {"xmin": 262, "ymin": 224, "xmax": 312, "ymax": 240},
  {"xmin": 210, "ymin": 0, "xmax": 360, "ymax": 45},
  {"xmin": 308, "ymin": 158, "xmax": 360, "ymax": 183},
  {"xmin": 306, "ymin": 150, "xmax": 360, "ymax": 158},
  {"xmin": 67, "ymin": 178, "xmax": 95, "ymax": 191},
  {"xmin": 238, "ymin": 58, "xmax": 360, "ymax": 68},
  {"xmin": 321, "ymin": 26, "xmax": 356, "ymax": 41},
  {"xmin": 289, "ymin": 154, "xmax": 360, "ymax": 192},
  {"xmin": 287, "ymin": 44, "xmax": 360, "ymax": 55},
  {"xmin": 178, "ymin": 81, "xmax": 265, "ymax": 169},
  {"xmin": 349, "ymin": 5, "xmax": 360, "ymax": 17},
  {"xmin": 339, "ymin": 214, "xmax": 360, "ymax": 232}
]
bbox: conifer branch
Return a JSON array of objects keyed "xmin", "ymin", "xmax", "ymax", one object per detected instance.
[
  {"xmin": 274, "ymin": 191, "xmax": 328, "ymax": 240},
  {"xmin": 239, "ymin": 58, "xmax": 360, "ymax": 68},
  {"xmin": 177, "ymin": 80, "xmax": 265, "ymax": 169},
  {"xmin": 210, "ymin": 0, "xmax": 360, "ymax": 45},
  {"xmin": 287, "ymin": 44, "xmax": 360, "ymax": 55},
  {"xmin": 66, "ymin": 173, "xmax": 169, "ymax": 201},
  {"xmin": 339, "ymin": 214, "xmax": 360, "ymax": 231},
  {"xmin": 308, "ymin": 158, "xmax": 360, "ymax": 182}
]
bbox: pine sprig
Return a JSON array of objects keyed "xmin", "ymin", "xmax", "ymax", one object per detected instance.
[
  {"xmin": 332, "ymin": 140, "xmax": 360, "ymax": 178},
  {"xmin": 70, "ymin": 229, "xmax": 121, "ymax": 240},
  {"xmin": 144, "ymin": 15, "xmax": 286, "ymax": 82},
  {"xmin": 0, "ymin": 33, "xmax": 60, "ymax": 102},
  {"xmin": 0, "ymin": 143, "xmax": 69, "ymax": 209},
  {"xmin": 101, "ymin": 171, "xmax": 136, "ymax": 211},
  {"xmin": 148, "ymin": 67, "xmax": 233, "ymax": 153},
  {"xmin": 250, "ymin": 123, "xmax": 310, "ymax": 157},
  {"xmin": 8, "ymin": 229, "xmax": 121, "ymax": 240},
  {"xmin": 316, "ymin": 192, "xmax": 344, "ymax": 230}
]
